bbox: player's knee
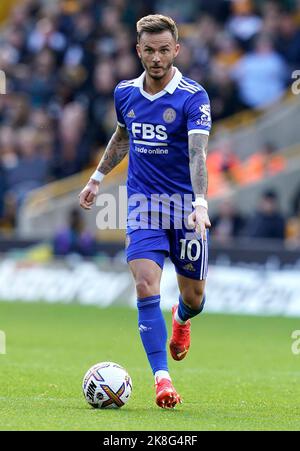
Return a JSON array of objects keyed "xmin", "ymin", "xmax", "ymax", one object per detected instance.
[
  {"xmin": 181, "ymin": 286, "xmax": 205, "ymax": 311},
  {"xmin": 135, "ymin": 276, "xmax": 160, "ymax": 299}
]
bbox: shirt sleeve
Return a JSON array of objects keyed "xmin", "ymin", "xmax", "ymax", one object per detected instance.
[
  {"xmin": 185, "ymin": 89, "xmax": 212, "ymax": 136},
  {"xmin": 114, "ymin": 85, "xmax": 126, "ymax": 128}
]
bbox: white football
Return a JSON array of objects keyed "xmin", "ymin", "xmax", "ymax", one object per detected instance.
[{"xmin": 82, "ymin": 361, "xmax": 133, "ymax": 409}]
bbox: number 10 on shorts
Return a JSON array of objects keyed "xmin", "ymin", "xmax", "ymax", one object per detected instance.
[{"xmin": 180, "ymin": 239, "xmax": 201, "ymax": 261}]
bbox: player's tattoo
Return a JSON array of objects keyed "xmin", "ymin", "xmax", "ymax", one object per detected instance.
[
  {"xmin": 98, "ymin": 126, "xmax": 129, "ymax": 174},
  {"xmin": 188, "ymin": 133, "xmax": 209, "ymax": 196}
]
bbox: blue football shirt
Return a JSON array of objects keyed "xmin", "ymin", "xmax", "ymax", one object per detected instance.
[{"xmin": 114, "ymin": 67, "xmax": 211, "ymax": 229}]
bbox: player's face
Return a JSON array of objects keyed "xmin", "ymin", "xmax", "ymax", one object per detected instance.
[{"xmin": 136, "ymin": 31, "xmax": 180, "ymax": 80}]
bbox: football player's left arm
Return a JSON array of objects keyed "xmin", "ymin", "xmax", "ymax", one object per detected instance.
[{"xmin": 188, "ymin": 133, "xmax": 211, "ymax": 240}]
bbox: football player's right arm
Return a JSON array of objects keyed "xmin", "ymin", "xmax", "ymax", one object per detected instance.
[{"xmin": 79, "ymin": 125, "xmax": 129, "ymax": 210}]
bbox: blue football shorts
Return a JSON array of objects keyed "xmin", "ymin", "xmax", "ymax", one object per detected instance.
[{"xmin": 126, "ymin": 223, "xmax": 209, "ymax": 281}]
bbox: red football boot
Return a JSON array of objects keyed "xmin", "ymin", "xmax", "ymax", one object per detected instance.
[
  {"xmin": 169, "ymin": 304, "xmax": 191, "ymax": 361},
  {"xmin": 155, "ymin": 377, "xmax": 182, "ymax": 409}
]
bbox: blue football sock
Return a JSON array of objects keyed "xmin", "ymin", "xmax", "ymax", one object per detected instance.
[
  {"xmin": 137, "ymin": 295, "xmax": 168, "ymax": 375},
  {"xmin": 177, "ymin": 294, "xmax": 206, "ymax": 322}
]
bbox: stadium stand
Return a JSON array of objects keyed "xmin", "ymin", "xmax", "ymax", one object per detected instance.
[
  {"xmin": 0, "ymin": 0, "xmax": 300, "ymax": 249},
  {"xmin": 2, "ymin": 4, "xmax": 300, "ymax": 431}
]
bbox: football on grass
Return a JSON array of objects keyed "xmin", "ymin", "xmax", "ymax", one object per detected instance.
[{"xmin": 82, "ymin": 361, "xmax": 132, "ymax": 409}]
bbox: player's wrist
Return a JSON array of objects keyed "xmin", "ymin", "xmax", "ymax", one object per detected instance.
[
  {"xmin": 192, "ymin": 197, "xmax": 208, "ymax": 210},
  {"xmin": 90, "ymin": 169, "xmax": 105, "ymax": 184}
]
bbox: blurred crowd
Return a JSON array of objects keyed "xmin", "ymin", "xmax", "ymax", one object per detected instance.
[
  {"xmin": 214, "ymin": 183, "xmax": 300, "ymax": 250},
  {"xmin": 0, "ymin": 0, "xmax": 300, "ymax": 240},
  {"xmin": 210, "ymin": 188, "xmax": 300, "ymax": 246}
]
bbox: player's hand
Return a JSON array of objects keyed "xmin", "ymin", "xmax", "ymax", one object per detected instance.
[
  {"xmin": 187, "ymin": 205, "xmax": 211, "ymax": 240},
  {"xmin": 79, "ymin": 179, "xmax": 100, "ymax": 210}
]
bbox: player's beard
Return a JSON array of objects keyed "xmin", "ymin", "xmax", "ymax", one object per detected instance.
[{"xmin": 141, "ymin": 58, "xmax": 174, "ymax": 80}]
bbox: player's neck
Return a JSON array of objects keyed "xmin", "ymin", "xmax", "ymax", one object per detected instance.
[{"xmin": 143, "ymin": 67, "xmax": 175, "ymax": 95}]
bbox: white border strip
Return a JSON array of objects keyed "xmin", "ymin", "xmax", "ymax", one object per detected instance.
[
  {"xmin": 188, "ymin": 129, "xmax": 210, "ymax": 136},
  {"xmin": 133, "ymin": 140, "xmax": 168, "ymax": 147}
]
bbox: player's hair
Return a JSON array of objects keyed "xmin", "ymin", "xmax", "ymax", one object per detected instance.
[{"xmin": 136, "ymin": 14, "xmax": 178, "ymax": 42}]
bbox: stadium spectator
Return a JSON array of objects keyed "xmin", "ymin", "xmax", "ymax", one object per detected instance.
[
  {"xmin": 227, "ymin": 0, "xmax": 263, "ymax": 50},
  {"xmin": 4, "ymin": 127, "xmax": 50, "ymax": 205},
  {"xmin": 211, "ymin": 197, "xmax": 246, "ymax": 243},
  {"xmin": 231, "ymin": 34, "xmax": 288, "ymax": 109},
  {"xmin": 29, "ymin": 108, "xmax": 55, "ymax": 161},
  {"xmin": 207, "ymin": 134, "xmax": 242, "ymax": 192},
  {"xmin": 0, "ymin": 163, "xmax": 5, "ymax": 221},
  {"xmin": 27, "ymin": 16, "xmax": 67, "ymax": 55},
  {"xmin": 52, "ymin": 102, "xmax": 91, "ymax": 179},
  {"xmin": 1, "ymin": 25, "xmax": 27, "ymax": 66},
  {"xmin": 0, "ymin": 126, "xmax": 18, "ymax": 170},
  {"xmin": 286, "ymin": 185, "xmax": 300, "ymax": 248},
  {"xmin": 0, "ymin": 121, "xmax": 51, "ymax": 230},
  {"xmin": 275, "ymin": 12, "xmax": 300, "ymax": 71},
  {"xmin": 199, "ymin": 0, "xmax": 231, "ymax": 23},
  {"xmin": 26, "ymin": 49, "xmax": 58, "ymax": 108},
  {"xmin": 3, "ymin": 94, "xmax": 30, "ymax": 128},
  {"xmin": 241, "ymin": 142, "xmax": 286, "ymax": 185},
  {"xmin": 286, "ymin": 201, "xmax": 300, "ymax": 248},
  {"xmin": 88, "ymin": 60, "xmax": 118, "ymax": 148},
  {"xmin": 261, "ymin": 0, "xmax": 282, "ymax": 38},
  {"xmin": 0, "ymin": 125, "xmax": 17, "ymax": 228},
  {"xmin": 53, "ymin": 207, "xmax": 96, "ymax": 256},
  {"xmin": 213, "ymin": 32, "xmax": 243, "ymax": 69},
  {"xmin": 244, "ymin": 189, "xmax": 286, "ymax": 240},
  {"xmin": 291, "ymin": 184, "xmax": 300, "ymax": 216},
  {"xmin": 206, "ymin": 59, "xmax": 243, "ymax": 120}
]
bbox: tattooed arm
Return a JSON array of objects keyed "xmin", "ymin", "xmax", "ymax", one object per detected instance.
[
  {"xmin": 189, "ymin": 133, "xmax": 209, "ymax": 197},
  {"xmin": 79, "ymin": 125, "xmax": 129, "ymax": 210},
  {"xmin": 187, "ymin": 133, "xmax": 211, "ymax": 239},
  {"xmin": 97, "ymin": 125, "xmax": 129, "ymax": 175}
]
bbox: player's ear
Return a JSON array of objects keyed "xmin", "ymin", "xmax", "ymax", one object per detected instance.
[
  {"xmin": 175, "ymin": 43, "xmax": 180, "ymax": 57},
  {"xmin": 136, "ymin": 44, "xmax": 141, "ymax": 59}
]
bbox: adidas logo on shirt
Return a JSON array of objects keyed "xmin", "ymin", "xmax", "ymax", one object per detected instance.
[{"xmin": 127, "ymin": 109, "xmax": 135, "ymax": 118}]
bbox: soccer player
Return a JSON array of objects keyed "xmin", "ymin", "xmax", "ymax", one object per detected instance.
[{"xmin": 79, "ymin": 14, "xmax": 211, "ymax": 409}]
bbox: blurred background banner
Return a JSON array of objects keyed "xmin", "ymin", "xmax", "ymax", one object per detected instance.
[
  {"xmin": 1, "ymin": 257, "xmax": 300, "ymax": 316},
  {"xmin": 0, "ymin": 0, "xmax": 300, "ymax": 315}
]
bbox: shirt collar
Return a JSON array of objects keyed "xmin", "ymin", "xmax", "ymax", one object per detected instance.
[{"xmin": 133, "ymin": 67, "xmax": 182, "ymax": 94}]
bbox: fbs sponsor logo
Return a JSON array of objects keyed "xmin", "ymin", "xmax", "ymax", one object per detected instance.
[
  {"xmin": 127, "ymin": 109, "xmax": 135, "ymax": 118},
  {"xmin": 132, "ymin": 122, "xmax": 168, "ymax": 141}
]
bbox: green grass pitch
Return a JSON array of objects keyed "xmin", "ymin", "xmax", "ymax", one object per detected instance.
[{"xmin": 0, "ymin": 301, "xmax": 299, "ymax": 431}]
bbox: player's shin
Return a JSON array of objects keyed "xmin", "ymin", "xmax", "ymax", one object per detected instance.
[
  {"xmin": 177, "ymin": 294, "xmax": 206, "ymax": 323},
  {"xmin": 137, "ymin": 295, "xmax": 169, "ymax": 376}
]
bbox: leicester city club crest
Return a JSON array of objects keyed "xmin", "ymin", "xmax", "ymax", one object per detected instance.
[{"xmin": 163, "ymin": 108, "xmax": 176, "ymax": 123}]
